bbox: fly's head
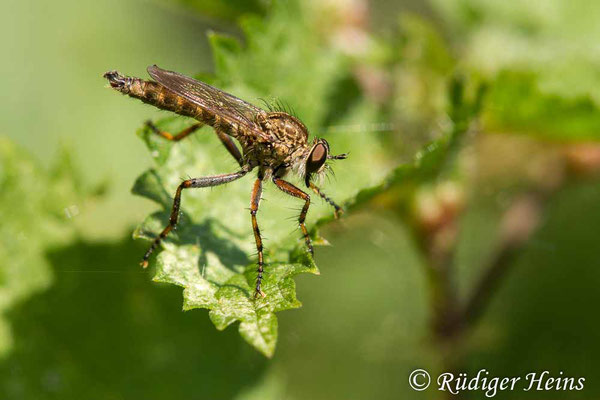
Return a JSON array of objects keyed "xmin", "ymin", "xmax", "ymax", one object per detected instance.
[
  {"xmin": 300, "ymin": 138, "xmax": 348, "ymax": 188},
  {"xmin": 262, "ymin": 111, "xmax": 348, "ymax": 185}
]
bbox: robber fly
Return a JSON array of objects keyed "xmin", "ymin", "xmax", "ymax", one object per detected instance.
[{"xmin": 104, "ymin": 65, "xmax": 347, "ymax": 298}]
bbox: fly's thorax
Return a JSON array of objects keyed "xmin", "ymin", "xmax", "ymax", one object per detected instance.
[
  {"xmin": 260, "ymin": 112, "xmax": 309, "ymax": 147},
  {"xmin": 241, "ymin": 111, "xmax": 311, "ymax": 169}
]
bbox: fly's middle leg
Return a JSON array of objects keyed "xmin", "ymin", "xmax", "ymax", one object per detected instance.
[{"xmin": 215, "ymin": 129, "xmax": 243, "ymax": 166}]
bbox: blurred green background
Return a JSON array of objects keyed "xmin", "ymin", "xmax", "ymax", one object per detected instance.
[{"xmin": 1, "ymin": 0, "xmax": 600, "ymax": 399}]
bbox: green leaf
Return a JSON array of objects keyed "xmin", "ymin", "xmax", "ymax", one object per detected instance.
[
  {"xmin": 132, "ymin": 1, "xmax": 389, "ymax": 356},
  {"xmin": 0, "ymin": 138, "xmax": 81, "ymax": 357},
  {"xmin": 484, "ymin": 71, "xmax": 600, "ymax": 141},
  {"xmin": 0, "ymin": 236, "xmax": 270, "ymax": 399},
  {"xmin": 207, "ymin": 32, "xmax": 242, "ymax": 81},
  {"xmin": 346, "ymin": 77, "xmax": 485, "ymax": 222},
  {"xmin": 431, "ymin": 0, "xmax": 600, "ymax": 140}
]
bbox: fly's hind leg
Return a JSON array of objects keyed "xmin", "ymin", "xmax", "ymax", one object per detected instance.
[
  {"xmin": 140, "ymin": 169, "xmax": 248, "ymax": 268},
  {"xmin": 146, "ymin": 120, "xmax": 244, "ymax": 166},
  {"xmin": 273, "ymin": 178, "xmax": 313, "ymax": 256},
  {"xmin": 145, "ymin": 120, "xmax": 203, "ymax": 141},
  {"xmin": 309, "ymin": 182, "xmax": 343, "ymax": 218},
  {"xmin": 250, "ymin": 177, "xmax": 266, "ymax": 298}
]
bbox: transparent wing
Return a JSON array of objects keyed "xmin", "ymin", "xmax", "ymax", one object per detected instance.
[{"xmin": 147, "ymin": 65, "xmax": 272, "ymax": 142}]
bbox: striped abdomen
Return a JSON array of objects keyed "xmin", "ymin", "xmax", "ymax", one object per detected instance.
[{"xmin": 104, "ymin": 70, "xmax": 234, "ymax": 135}]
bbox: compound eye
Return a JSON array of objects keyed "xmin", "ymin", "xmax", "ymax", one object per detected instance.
[{"xmin": 306, "ymin": 143, "xmax": 328, "ymax": 173}]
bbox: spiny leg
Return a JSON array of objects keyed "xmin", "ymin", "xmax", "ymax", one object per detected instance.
[
  {"xmin": 145, "ymin": 120, "xmax": 202, "ymax": 141},
  {"xmin": 141, "ymin": 169, "xmax": 248, "ymax": 268},
  {"xmin": 273, "ymin": 178, "xmax": 313, "ymax": 256},
  {"xmin": 309, "ymin": 182, "xmax": 343, "ymax": 218},
  {"xmin": 250, "ymin": 178, "xmax": 266, "ymax": 298},
  {"xmin": 145, "ymin": 120, "xmax": 244, "ymax": 166}
]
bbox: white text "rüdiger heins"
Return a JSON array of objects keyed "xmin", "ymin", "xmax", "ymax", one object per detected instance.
[{"xmin": 437, "ymin": 369, "xmax": 584, "ymax": 398}]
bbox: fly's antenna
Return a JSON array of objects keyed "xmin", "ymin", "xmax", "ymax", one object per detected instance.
[{"xmin": 328, "ymin": 153, "xmax": 348, "ymax": 160}]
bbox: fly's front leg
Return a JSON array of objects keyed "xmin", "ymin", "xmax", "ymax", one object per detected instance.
[
  {"xmin": 140, "ymin": 169, "xmax": 248, "ymax": 268},
  {"xmin": 273, "ymin": 178, "xmax": 313, "ymax": 256},
  {"xmin": 250, "ymin": 178, "xmax": 266, "ymax": 298},
  {"xmin": 145, "ymin": 120, "xmax": 203, "ymax": 141},
  {"xmin": 309, "ymin": 182, "xmax": 343, "ymax": 218}
]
